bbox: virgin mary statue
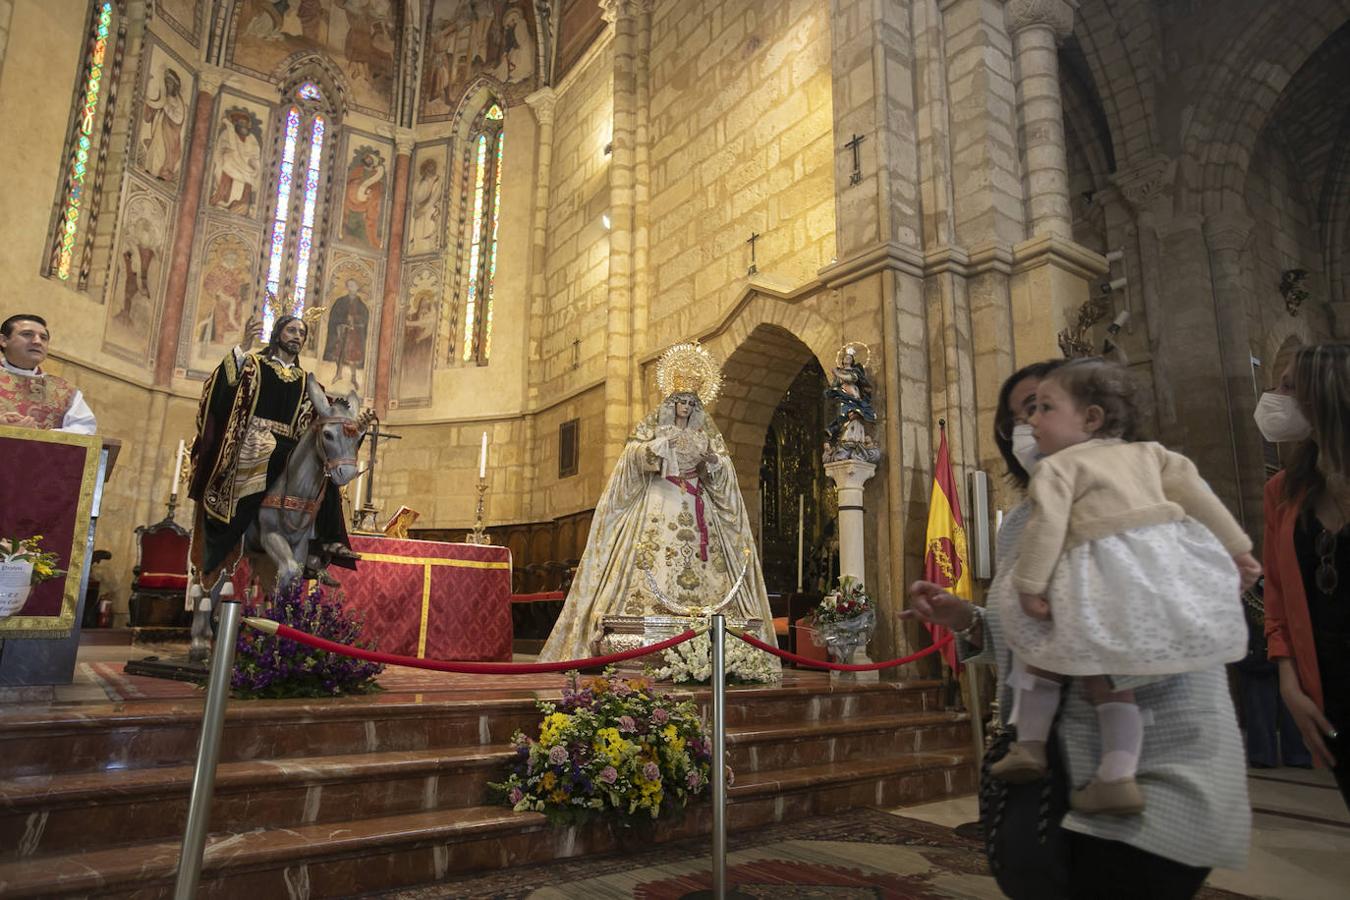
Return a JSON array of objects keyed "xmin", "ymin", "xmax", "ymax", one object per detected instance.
[{"xmin": 539, "ymin": 343, "xmax": 780, "ymax": 668}]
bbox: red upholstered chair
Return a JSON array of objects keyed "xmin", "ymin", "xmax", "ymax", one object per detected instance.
[{"xmin": 129, "ymin": 517, "xmax": 190, "ymax": 626}]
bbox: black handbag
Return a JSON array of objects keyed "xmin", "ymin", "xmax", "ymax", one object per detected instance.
[{"xmin": 979, "ymin": 723, "xmax": 1072, "ymax": 899}]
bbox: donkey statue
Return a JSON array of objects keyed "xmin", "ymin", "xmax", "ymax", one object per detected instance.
[{"xmin": 242, "ymin": 375, "xmax": 368, "ymax": 593}]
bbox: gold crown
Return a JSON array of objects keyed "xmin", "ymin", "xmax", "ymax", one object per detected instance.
[
  {"xmin": 264, "ymin": 292, "xmax": 327, "ymax": 334},
  {"xmin": 656, "ymin": 341, "xmax": 723, "ymax": 407}
]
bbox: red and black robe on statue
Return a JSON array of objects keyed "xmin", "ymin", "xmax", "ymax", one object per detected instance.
[{"xmin": 188, "ymin": 346, "xmax": 349, "ymax": 577}]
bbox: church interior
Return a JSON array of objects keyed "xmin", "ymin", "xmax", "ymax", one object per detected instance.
[{"xmin": 1, "ymin": 0, "xmax": 1349, "ymax": 896}]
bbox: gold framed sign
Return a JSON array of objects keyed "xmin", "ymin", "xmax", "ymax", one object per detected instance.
[{"xmin": 0, "ymin": 427, "xmax": 101, "ymax": 639}]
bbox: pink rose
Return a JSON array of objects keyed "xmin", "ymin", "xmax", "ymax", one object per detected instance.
[
  {"xmin": 600, "ymin": 766, "xmax": 618, "ymax": 784},
  {"xmin": 643, "ymin": 762, "xmax": 661, "ymax": 781},
  {"xmin": 618, "ymin": 715, "xmax": 637, "ymax": 733},
  {"xmin": 652, "ymin": 708, "xmax": 670, "ymax": 724},
  {"xmin": 509, "ymin": 787, "xmax": 523, "ymax": 804}
]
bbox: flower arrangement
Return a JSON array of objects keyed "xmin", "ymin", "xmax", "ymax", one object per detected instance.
[
  {"xmin": 0, "ymin": 535, "xmax": 65, "ymax": 584},
  {"xmin": 492, "ymin": 669, "xmax": 721, "ymax": 825},
  {"xmin": 648, "ymin": 630, "xmax": 779, "ymax": 684},
  {"xmin": 231, "ymin": 581, "xmax": 384, "ymax": 699},
  {"xmin": 810, "ymin": 575, "xmax": 872, "ymax": 626}
]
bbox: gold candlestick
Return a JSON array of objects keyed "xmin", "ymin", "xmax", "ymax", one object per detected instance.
[{"xmin": 465, "ymin": 477, "xmax": 492, "ymax": 544}]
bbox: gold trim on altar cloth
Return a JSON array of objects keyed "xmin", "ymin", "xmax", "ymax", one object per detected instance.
[
  {"xmin": 352, "ymin": 550, "xmax": 509, "ymax": 659},
  {"xmin": 0, "ymin": 427, "xmax": 101, "ymax": 640}
]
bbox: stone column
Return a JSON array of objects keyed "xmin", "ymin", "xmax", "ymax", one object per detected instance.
[
  {"xmin": 600, "ymin": 0, "xmax": 640, "ymax": 471},
  {"xmin": 825, "ymin": 460, "xmax": 878, "ymax": 583},
  {"xmin": 522, "ymin": 87, "xmax": 556, "ymax": 517},
  {"xmin": 821, "ymin": 0, "xmax": 928, "ymax": 661},
  {"xmin": 1006, "ymin": 0, "xmax": 1076, "ymax": 241},
  {"xmin": 373, "ymin": 130, "xmax": 413, "ymax": 416},
  {"xmin": 1205, "ymin": 212, "xmax": 1264, "ymax": 532},
  {"xmin": 154, "ymin": 66, "xmax": 224, "ymax": 386},
  {"xmin": 629, "ymin": 0, "xmax": 653, "ymax": 427}
]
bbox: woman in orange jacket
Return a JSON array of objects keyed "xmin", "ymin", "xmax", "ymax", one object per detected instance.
[{"xmin": 1256, "ymin": 342, "xmax": 1350, "ymax": 811}]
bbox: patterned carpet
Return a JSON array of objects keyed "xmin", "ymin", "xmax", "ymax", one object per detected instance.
[{"xmin": 364, "ymin": 808, "xmax": 1254, "ymax": 899}]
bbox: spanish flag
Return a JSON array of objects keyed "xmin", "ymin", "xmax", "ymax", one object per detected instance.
[{"xmin": 923, "ymin": 424, "xmax": 971, "ymax": 671}]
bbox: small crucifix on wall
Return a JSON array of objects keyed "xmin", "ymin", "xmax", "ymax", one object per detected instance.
[
  {"xmin": 572, "ymin": 338, "xmax": 581, "ymax": 370},
  {"xmin": 746, "ymin": 232, "xmax": 760, "ymax": 276},
  {"xmin": 844, "ymin": 133, "xmax": 866, "ymax": 186}
]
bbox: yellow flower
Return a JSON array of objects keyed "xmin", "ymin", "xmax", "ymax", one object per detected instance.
[
  {"xmin": 593, "ymin": 727, "xmax": 632, "ymax": 766},
  {"xmin": 540, "ymin": 771, "xmax": 557, "ymax": 790},
  {"xmin": 539, "ymin": 712, "xmax": 571, "ymax": 746},
  {"xmin": 661, "ymin": 724, "xmax": 685, "ymax": 754}
]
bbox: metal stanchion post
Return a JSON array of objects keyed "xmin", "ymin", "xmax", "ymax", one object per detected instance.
[
  {"xmin": 711, "ymin": 614, "xmax": 728, "ymax": 900},
  {"xmin": 174, "ymin": 575, "xmax": 242, "ymax": 899}
]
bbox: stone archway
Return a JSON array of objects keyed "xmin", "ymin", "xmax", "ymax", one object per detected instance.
[{"xmin": 712, "ymin": 323, "xmax": 823, "ymax": 543}]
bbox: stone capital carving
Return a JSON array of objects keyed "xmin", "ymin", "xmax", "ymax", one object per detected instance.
[
  {"xmin": 1111, "ymin": 156, "xmax": 1176, "ymax": 218},
  {"xmin": 600, "ymin": 0, "xmax": 649, "ymax": 24},
  {"xmin": 525, "ymin": 87, "xmax": 557, "ymax": 124},
  {"xmin": 1203, "ymin": 211, "xmax": 1255, "ymax": 253},
  {"xmin": 196, "ymin": 64, "xmax": 232, "ymax": 96},
  {"xmin": 1006, "ymin": 0, "xmax": 1078, "ymax": 39},
  {"xmin": 391, "ymin": 127, "xmax": 417, "ymax": 155}
]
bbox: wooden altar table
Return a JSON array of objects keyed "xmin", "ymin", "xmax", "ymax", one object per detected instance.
[{"xmin": 330, "ymin": 536, "xmax": 513, "ymax": 662}]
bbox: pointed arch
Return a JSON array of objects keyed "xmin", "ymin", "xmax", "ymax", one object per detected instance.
[
  {"xmin": 448, "ymin": 89, "xmax": 508, "ymax": 365},
  {"xmin": 260, "ymin": 63, "xmax": 343, "ymax": 335}
]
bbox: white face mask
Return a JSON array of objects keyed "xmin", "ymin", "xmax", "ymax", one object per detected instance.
[
  {"xmin": 1011, "ymin": 424, "xmax": 1043, "ymax": 474},
  {"xmin": 1253, "ymin": 392, "xmax": 1312, "ymax": 443}
]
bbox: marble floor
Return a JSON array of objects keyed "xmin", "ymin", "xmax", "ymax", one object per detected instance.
[{"xmin": 897, "ymin": 766, "xmax": 1350, "ymax": 900}]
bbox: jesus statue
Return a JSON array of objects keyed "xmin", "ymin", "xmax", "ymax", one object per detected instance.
[{"xmin": 539, "ymin": 342, "xmax": 780, "ymax": 668}]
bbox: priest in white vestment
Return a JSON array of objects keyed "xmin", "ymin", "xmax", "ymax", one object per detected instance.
[{"xmin": 540, "ymin": 343, "xmax": 779, "ymax": 668}]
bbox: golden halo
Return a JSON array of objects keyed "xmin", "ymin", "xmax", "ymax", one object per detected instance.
[
  {"xmin": 835, "ymin": 341, "xmax": 871, "ymax": 369},
  {"xmin": 656, "ymin": 341, "xmax": 723, "ymax": 408}
]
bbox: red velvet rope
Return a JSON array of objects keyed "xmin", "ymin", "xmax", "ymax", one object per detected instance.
[
  {"xmin": 256, "ymin": 621, "xmax": 701, "ymax": 674},
  {"xmin": 731, "ymin": 628, "xmax": 954, "ymax": 671}
]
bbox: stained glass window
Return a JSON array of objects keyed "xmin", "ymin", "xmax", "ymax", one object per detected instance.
[
  {"xmin": 50, "ymin": 1, "xmax": 116, "ymax": 281},
  {"xmin": 462, "ymin": 102, "xmax": 505, "ymax": 364},
  {"xmin": 262, "ymin": 82, "xmax": 330, "ymax": 337}
]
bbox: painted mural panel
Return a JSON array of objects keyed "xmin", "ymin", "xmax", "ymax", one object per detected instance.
[
  {"xmin": 421, "ymin": 0, "xmax": 537, "ymax": 121},
  {"xmin": 394, "ymin": 263, "xmax": 441, "ymax": 405},
  {"xmin": 229, "ymin": 0, "xmax": 398, "ymax": 118},
  {"xmin": 103, "ymin": 183, "xmax": 172, "ymax": 363},
  {"xmin": 187, "ymin": 226, "xmax": 262, "ymax": 374},
  {"xmin": 206, "ymin": 95, "xmax": 270, "ymax": 218},
  {"xmin": 136, "ymin": 43, "xmax": 195, "ymax": 186},
  {"xmin": 318, "ymin": 254, "xmax": 380, "ymax": 393},
  {"xmin": 406, "ymin": 143, "xmax": 449, "ymax": 257},
  {"xmin": 338, "ymin": 135, "xmax": 392, "ymax": 250},
  {"xmin": 155, "ymin": 0, "xmax": 201, "ymax": 45}
]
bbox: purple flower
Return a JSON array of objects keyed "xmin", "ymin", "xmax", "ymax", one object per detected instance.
[
  {"xmin": 509, "ymin": 787, "xmax": 523, "ymax": 804},
  {"xmin": 600, "ymin": 766, "xmax": 618, "ymax": 784},
  {"xmin": 643, "ymin": 762, "xmax": 661, "ymax": 781},
  {"xmin": 618, "ymin": 715, "xmax": 637, "ymax": 733},
  {"xmin": 686, "ymin": 770, "xmax": 702, "ymax": 789},
  {"xmin": 652, "ymin": 708, "xmax": 670, "ymax": 725},
  {"xmin": 548, "ymin": 745, "xmax": 568, "ymax": 766},
  {"xmin": 612, "ymin": 681, "xmax": 632, "ymax": 697}
]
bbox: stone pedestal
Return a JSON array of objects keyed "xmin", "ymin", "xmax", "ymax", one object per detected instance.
[{"xmin": 824, "ymin": 459, "xmax": 878, "ymax": 681}]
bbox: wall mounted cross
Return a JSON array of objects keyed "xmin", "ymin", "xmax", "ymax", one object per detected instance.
[
  {"xmin": 844, "ymin": 133, "xmax": 866, "ymax": 185},
  {"xmin": 746, "ymin": 231, "xmax": 760, "ymax": 275}
]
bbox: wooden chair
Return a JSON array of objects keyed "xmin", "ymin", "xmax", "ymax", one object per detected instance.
[{"xmin": 129, "ymin": 517, "xmax": 190, "ymax": 626}]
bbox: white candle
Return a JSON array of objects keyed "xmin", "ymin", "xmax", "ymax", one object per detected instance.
[
  {"xmin": 354, "ymin": 470, "xmax": 365, "ymax": 510},
  {"xmin": 171, "ymin": 439, "xmax": 185, "ymax": 496},
  {"xmin": 796, "ymin": 494, "xmax": 805, "ymax": 592},
  {"xmin": 995, "ymin": 508, "xmax": 1004, "ymax": 534},
  {"xmin": 478, "ymin": 431, "xmax": 488, "ymax": 479}
]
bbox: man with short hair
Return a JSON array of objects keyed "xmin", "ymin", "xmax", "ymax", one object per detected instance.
[{"xmin": 0, "ymin": 314, "xmax": 97, "ymax": 434}]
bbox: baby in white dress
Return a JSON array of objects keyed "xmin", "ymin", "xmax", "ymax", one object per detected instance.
[{"xmin": 994, "ymin": 359, "xmax": 1261, "ymax": 815}]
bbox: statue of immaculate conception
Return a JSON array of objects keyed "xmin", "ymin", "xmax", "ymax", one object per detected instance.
[{"xmin": 539, "ymin": 342, "xmax": 780, "ymax": 669}]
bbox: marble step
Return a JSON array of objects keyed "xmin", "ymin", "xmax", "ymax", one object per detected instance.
[
  {"xmin": 0, "ymin": 680, "xmax": 947, "ymax": 780},
  {"xmin": 1, "ymin": 710, "xmax": 968, "ymax": 859},
  {"xmin": 0, "ymin": 749, "xmax": 974, "ymax": 899}
]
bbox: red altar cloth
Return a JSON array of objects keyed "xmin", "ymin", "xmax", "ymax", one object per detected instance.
[{"xmin": 330, "ymin": 536, "xmax": 512, "ymax": 662}]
